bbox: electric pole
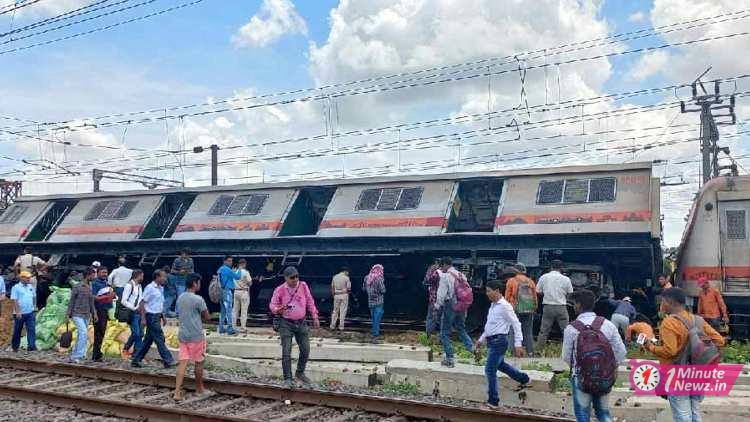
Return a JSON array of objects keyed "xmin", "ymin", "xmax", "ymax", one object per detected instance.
[
  {"xmin": 193, "ymin": 144, "xmax": 219, "ymax": 186},
  {"xmin": 680, "ymin": 69, "xmax": 737, "ymax": 186}
]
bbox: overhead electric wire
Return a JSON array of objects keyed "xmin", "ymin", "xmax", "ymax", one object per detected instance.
[
  {"xmin": 0, "ymin": 0, "xmax": 120, "ymax": 38},
  {"xmin": 0, "ymin": 0, "xmax": 43, "ymax": 16},
  {"xmin": 3, "ymin": 10, "xmax": 749, "ymax": 135},
  {"xmin": 0, "ymin": 0, "xmax": 161, "ymax": 47},
  {"xmin": 0, "ymin": 0, "xmax": 206, "ymax": 55}
]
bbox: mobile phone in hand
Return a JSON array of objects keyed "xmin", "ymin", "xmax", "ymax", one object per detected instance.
[{"xmin": 637, "ymin": 333, "xmax": 647, "ymax": 345}]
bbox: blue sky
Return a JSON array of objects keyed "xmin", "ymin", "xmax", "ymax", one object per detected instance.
[{"xmin": 0, "ymin": 0, "xmax": 748, "ymax": 247}]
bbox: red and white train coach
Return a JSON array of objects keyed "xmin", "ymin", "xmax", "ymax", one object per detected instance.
[{"xmin": 0, "ymin": 162, "xmax": 661, "ymax": 319}]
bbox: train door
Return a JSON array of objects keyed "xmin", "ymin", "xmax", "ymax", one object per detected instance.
[{"xmin": 718, "ymin": 200, "xmax": 750, "ymax": 293}]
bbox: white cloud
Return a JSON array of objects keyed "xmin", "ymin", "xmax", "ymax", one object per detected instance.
[
  {"xmin": 628, "ymin": 50, "xmax": 670, "ymax": 81},
  {"xmin": 232, "ymin": 0, "xmax": 308, "ymax": 48},
  {"xmin": 628, "ymin": 11, "xmax": 646, "ymax": 23}
]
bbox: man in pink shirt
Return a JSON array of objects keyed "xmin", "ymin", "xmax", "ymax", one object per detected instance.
[{"xmin": 270, "ymin": 266, "xmax": 320, "ymax": 387}]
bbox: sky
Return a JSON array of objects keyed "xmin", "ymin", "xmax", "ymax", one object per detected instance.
[{"xmin": 0, "ymin": 0, "xmax": 749, "ymax": 247}]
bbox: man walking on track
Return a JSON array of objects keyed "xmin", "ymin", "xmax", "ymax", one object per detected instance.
[
  {"xmin": 174, "ymin": 273, "xmax": 210, "ymax": 401},
  {"xmin": 270, "ymin": 266, "xmax": 320, "ymax": 388},
  {"xmin": 10, "ymin": 271, "xmax": 37, "ymax": 352},
  {"xmin": 92, "ymin": 266, "xmax": 115, "ymax": 362},
  {"xmin": 697, "ymin": 276, "xmax": 729, "ymax": 332},
  {"xmin": 132, "ymin": 270, "xmax": 176, "ymax": 369},
  {"xmin": 535, "ymin": 260, "xmax": 573, "ymax": 351},
  {"xmin": 435, "ymin": 257, "xmax": 474, "ymax": 367},
  {"xmin": 330, "ymin": 267, "xmax": 351, "ymax": 331}
]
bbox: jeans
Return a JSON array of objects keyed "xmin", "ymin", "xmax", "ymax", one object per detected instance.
[
  {"xmin": 370, "ymin": 304, "xmax": 384, "ymax": 337},
  {"xmin": 426, "ymin": 303, "xmax": 439, "ymax": 335},
  {"xmin": 440, "ymin": 306, "xmax": 456, "ymax": 360},
  {"xmin": 453, "ymin": 310, "xmax": 475, "ymax": 352},
  {"xmin": 132, "ymin": 313, "xmax": 174, "ymax": 365},
  {"xmin": 115, "ymin": 287, "xmax": 124, "ymax": 299},
  {"xmin": 71, "ymin": 316, "xmax": 88, "ymax": 360},
  {"xmin": 11, "ymin": 312, "xmax": 36, "ymax": 351},
  {"xmin": 536, "ymin": 304, "xmax": 569, "ymax": 351},
  {"xmin": 485, "ymin": 334, "xmax": 529, "ymax": 406},
  {"xmin": 219, "ymin": 288, "xmax": 235, "ymax": 333},
  {"xmin": 92, "ymin": 308, "xmax": 109, "ymax": 360},
  {"xmin": 279, "ymin": 319, "xmax": 310, "ymax": 380},
  {"xmin": 123, "ymin": 312, "xmax": 143, "ymax": 353},
  {"xmin": 570, "ymin": 375, "xmax": 611, "ymax": 422},
  {"xmin": 509, "ymin": 313, "xmax": 535, "ymax": 355},
  {"xmin": 163, "ymin": 274, "xmax": 183, "ymax": 317},
  {"xmin": 668, "ymin": 395, "xmax": 703, "ymax": 422}
]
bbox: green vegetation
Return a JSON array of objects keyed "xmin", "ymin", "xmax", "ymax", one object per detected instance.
[
  {"xmin": 551, "ymin": 370, "xmax": 571, "ymax": 393},
  {"xmin": 521, "ymin": 361, "xmax": 553, "ymax": 372},
  {"xmin": 380, "ymin": 381, "xmax": 421, "ymax": 395},
  {"xmin": 721, "ymin": 341, "xmax": 750, "ymax": 364}
]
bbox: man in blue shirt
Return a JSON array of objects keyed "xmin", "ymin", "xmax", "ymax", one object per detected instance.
[
  {"xmin": 11, "ymin": 271, "xmax": 37, "ymax": 352},
  {"xmin": 218, "ymin": 255, "xmax": 241, "ymax": 335},
  {"xmin": 165, "ymin": 248, "xmax": 195, "ymax": 318},
  {"xmin": 132, "ymin": 269, "xmax": 176, "ymax": 368},
  {"xmin": 92, "ymin": 266, "xmax": 115, "ymax": 361},
  {"xmin": 0, "ymin": 264, "xmax": 6, "ymax": 300}
]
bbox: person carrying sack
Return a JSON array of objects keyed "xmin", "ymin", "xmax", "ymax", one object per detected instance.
[{"xmin": 643, "ymin": 288, "xmax": 724, "ymax": 422}]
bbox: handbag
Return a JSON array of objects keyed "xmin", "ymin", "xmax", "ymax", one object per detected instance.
[
  {"xmin": 115, "ymin": 283, "xmax": 138, "ymax": 323},
  {"xmin": 271, "ymin": 284, "xmax": 300, "ymax": 332},
  {"xmin": 59, "ymin": 323, "xmax": 72, "ymax": 349}
]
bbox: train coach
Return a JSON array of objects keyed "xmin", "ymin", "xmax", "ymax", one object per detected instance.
[
  {"xmin": 675, "ymin": 174, "xmax": 750, "ymax": 337},
  {"xmin": 0, "ymin": 162, "xmax": 662, "ymax": 326}
]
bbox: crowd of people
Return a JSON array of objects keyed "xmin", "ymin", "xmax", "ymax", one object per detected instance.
[{"xmin": 0, "ymin": 248, "xmax": 734, "ymax": 419}]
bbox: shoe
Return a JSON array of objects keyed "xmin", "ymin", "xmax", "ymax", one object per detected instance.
[
  {"xmin": 295, "ymin": 373, "xmax": 312, "ymax": 386},
  {"xmin": 69, "ymin": 358, "xmax": 82, "ymax": 364},
  {"xmin": 227, "ymin": 330, "xmax": 238, "ymax": 336},
  {"xmin": 131, "ymin": 361, "xmax": 144, "ymax": 368},
  {"xmin": 92, "ymin": 357, "xmax": 103, "ymax": 363},
  {"xmin": 283, "ymin": 378, "xmax": 295, "ymax": 389},
  {"xmin": 164, "ymin": 362, "xmax": 176, "ymax": 369},
  {"xmin": 440, "ymin": 359, "xmax": 455, "ymax": 368},
  {"xmin": 483, "ymin": 402, "xmax": 499, "ymax": 410},
  {"xmin": 371, "ymin": 337, "xmax": 384, "ymax": 344}
]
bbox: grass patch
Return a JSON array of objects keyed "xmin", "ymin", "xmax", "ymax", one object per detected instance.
[
  {"xmin": 380, "ymin": 381, "xmax": 421, "ymax": 395},
  {"xmin": 521, "ymin": 361, "xmax": 554, "ymax": 372},
  {"xmin": 721, "ymin": 341, "xmax": 750, "ymax": 364},
  {"xmin": 551, "ymin": 370, "xmax": 571, "ymax": 393}
]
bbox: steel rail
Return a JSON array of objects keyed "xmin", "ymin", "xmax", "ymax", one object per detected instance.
[{"xmin": 0, "ymin": 357, "xmax": 573, "ymax": 422}]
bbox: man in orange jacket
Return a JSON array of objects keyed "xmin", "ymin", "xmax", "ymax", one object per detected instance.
[
  {"xmin": 644, "ymin": 288, "xmax": 724, "ymax": 422},
  {"xmin": 505, "ymin": 263, "xmax": 537, "ymax": 356},
  {"xmin": 697, "ymin": 277, "xmax": 728, "ymax": 332}
]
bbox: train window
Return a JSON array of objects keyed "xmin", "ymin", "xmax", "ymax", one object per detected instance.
[
  {"xmin": 563, "ymin": 179, "xmax": 589, "ymax": 203},
  {"xmin": 208, "ymin": 194, "xmax": 268, "ymax": 216},
  {"xmin": 356, "ymin": 187, "xmax": 423, "ymax": 211},
  {"xmin": 537, "ymin": 180, "xmax": 564, "ymax": 204},
  {"xmin": 0, "ymin": 205, "xmax": 27, "ymax": 224},
  {"xmin": 538, "ymin": 177, "xmax": 616, "ymax": 205},
  {"xmin": 588, "ymin": 177, "xmax": 617, "ymax": 202},
  {"xmin": 84, "ymin": 200, "xmax": 137, "ymax": 221},
  {"xmin": 727, "ymin": 210, "xmax": 747, "ymax": 240}
]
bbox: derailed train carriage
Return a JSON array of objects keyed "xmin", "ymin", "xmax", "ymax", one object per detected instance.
[
  {"xmin": 0, "ymin": 162, "xmax": 662, "ymax": 327},
  {"xmin": 675, "ymin": 175, "xmax": 750, "ymax": 337}
]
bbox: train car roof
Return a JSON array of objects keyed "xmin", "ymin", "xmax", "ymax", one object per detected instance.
[{"xmin": 15, "ymin": 161, "xmax": 653, "ymax": 202}]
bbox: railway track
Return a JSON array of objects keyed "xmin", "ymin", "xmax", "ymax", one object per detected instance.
[{"xmin": 0, "ymin": 356, "xmax": 571, "ymax": 422}]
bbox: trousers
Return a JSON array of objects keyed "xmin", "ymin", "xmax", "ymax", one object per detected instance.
[
  {"xmin": 330, "ymin": 294, "xmax": 348, "ymax": 330},
  {"xmin": 124, "ymin": 312, "xmax": 143, "ymax": 353},
  {"xmin": 509, "ymin": 313, "xmax": 535, "ymax": 355},
  {"xmin": 571, "ymin": 375, "xmax": 612, "ymax": 422},
  {"xmin": 611, "ymin": 313, "xmax": 630, "ymax": 340},
  {"xmin": 70, "ymin": 316, "xmax": 89, "ymax": 360},
  {"xmin": 132, "ymin": 313, "xmax": 174, "ymax": 365},
  {"xmin": 233, "ymin": 290, "xmax": 250, "ymax": 328},
  {"xmin": 219, "ymin": 288, "xmax": 235, "ymax": 333},
  {"xmin": 279, "ymin": 319, "xmax": 310, "ymax": 380},
  {"xmin": 11, "ymin": 312, "xmax": 35, "ymax": 351},
  {"xmin": 92, "ymin": 308, "xmax": 108, "ymax": 360},
  {"xmin": 668, "ymin": 395, "xmax": 703, "ymax": 422},
  {"xmin": 536, "ymin": 304, "xmax": 569, "ymax": 351},
  {"xmin": 485, "ymin": 334, "xmax": 529, "ymax": 406}
]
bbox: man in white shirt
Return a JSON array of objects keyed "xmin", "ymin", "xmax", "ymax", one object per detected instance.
[
  {"xmin": 562, "ymin": 289, "xmax": 626, "ymax": 422},
  {"xmin": 330, "ymin": 267, "xmax": 351, "ymax": 331},
  {"xmin": 131, "ymin": 270, "xmax": 175, "ymax": 369},
  {"xmin": 14, "ymin": 247, "xmax": 45, "ymax": 289},
  {"xmin": 535, "ymin": 259, "xmax": 573, "ymax": 351},
  {"xmin": 109, "ymin": 255, "xmax": 133, "ymax": 299},
  {"xmin": 233, "ymin": 259, "xmax": 253, "ymax": 330},
  {"xmin": 474, "ymin": 279, "xmax": 529, "ymax": 409}
]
